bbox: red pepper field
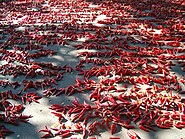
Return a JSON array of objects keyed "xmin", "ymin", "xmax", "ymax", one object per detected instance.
[{"xmin": 0, "ymin": 0, "xmax": 185, "ymax": 139}]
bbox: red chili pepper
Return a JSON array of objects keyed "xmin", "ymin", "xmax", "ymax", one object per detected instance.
[
  {"xmin": 40, "ymin": 133, "xmax": 53, "ymax": 138},
  {"xmin": 139, "ymin": 125, "xmax": 150, "ymax": 132},
  {"xmin": 127, "ymin": 130, "xmax": 139, "ymax": 139},
  {"xmin": 174, "ymin": 122, "xmax": 185, "ymax": 129},
  {"xmin": 89, "ymin": 88, "xmax": 101, "ymax": 100},
  {"xmin": 39, "ymin": 126, "xmax": 53, "ymax": 138},
  {"xmin": 51, "ymin": 112, "xmax": 63, "ymax": 121},
  {"xmin": 110, "ymin": 123, "xmax": 116, "ymax": 135},
  {"xmin": 156, "ymin": 121, "xmax": 171, "ymax": 129},
  {"xmin": 82, "ymin": 128, "xmax": 87, "ymax": 138},
  {"xmin": 60, "ymin": 131, "xmax": 71, "ymax": 138}
]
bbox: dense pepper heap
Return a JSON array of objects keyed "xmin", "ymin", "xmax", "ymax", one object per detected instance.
[{"xmin": 0, "ymin": 0, "xmax": 185, "ymax": 138}]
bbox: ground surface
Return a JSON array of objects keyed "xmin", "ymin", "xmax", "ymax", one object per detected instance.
[{"xmin": 0, "ymin": 0, "xmax": 185, "ymax": 139}]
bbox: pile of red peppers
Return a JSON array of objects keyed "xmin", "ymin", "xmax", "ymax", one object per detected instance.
[{"xmin": 0, "ymin": 0, "xmax": 185, "ymax": 138}]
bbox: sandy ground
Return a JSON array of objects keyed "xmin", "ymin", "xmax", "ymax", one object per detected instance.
[{"xmin": 0, "ymin": 0, "xmax": 185, "ymax": 139}]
